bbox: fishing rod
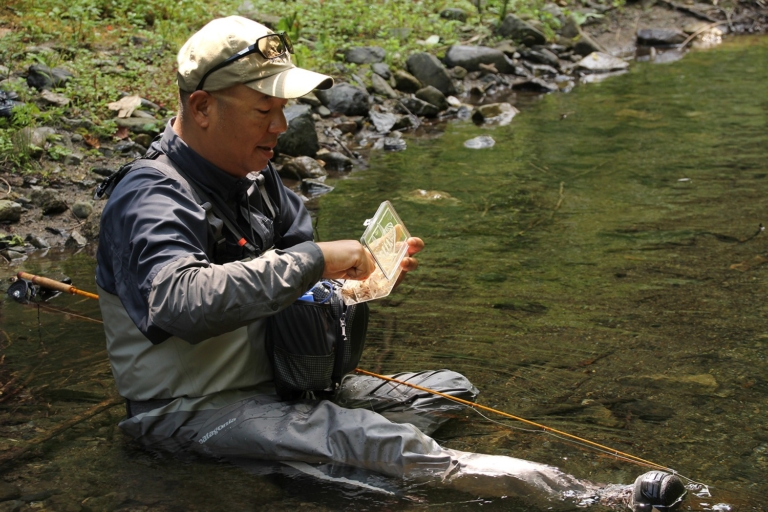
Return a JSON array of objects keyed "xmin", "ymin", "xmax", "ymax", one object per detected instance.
[{"xmin": 6, "ymin": 271, "xmax": 681, "ymax": 476}]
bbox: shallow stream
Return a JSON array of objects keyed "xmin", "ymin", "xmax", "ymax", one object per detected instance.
[{"xmin": 1, "ymin": 36, "xmax": 767, "ymax": 511}]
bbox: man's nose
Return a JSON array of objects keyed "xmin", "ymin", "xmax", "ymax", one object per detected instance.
[{"xmin": 269, "ymin": 111, "xmax": 288, "ymax": 134}]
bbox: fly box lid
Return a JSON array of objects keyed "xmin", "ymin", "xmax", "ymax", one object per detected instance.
[{"xmin": 341, "ymin": 201, "xmax": 410, "ymax": 305}]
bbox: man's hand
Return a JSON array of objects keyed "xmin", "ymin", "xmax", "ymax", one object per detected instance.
[
  {"xmin": 316, "ymin": 240, "xmax": 376, "ymax": 280},
  {"xmin": 394, "ymin": 237, "xmax": 424, "ymax": 288}
]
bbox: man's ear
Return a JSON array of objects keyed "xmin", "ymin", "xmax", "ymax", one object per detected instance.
[{"xmin": 187, "ymin": 90, "xmax": 214, "ymax": 128}]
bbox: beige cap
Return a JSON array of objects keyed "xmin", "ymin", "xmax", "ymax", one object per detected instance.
[{"xmin": 176, "ymin": 16, "xmax": 333, "ymax": 98}]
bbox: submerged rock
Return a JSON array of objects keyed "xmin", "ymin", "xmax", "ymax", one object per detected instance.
[
  {"xmin": 463, "ymin": 135, "xmax": 496, "ymax": 149},
  {"xmin": 471, "ymin": 103, "xmax": 519, "ymax": 125}
]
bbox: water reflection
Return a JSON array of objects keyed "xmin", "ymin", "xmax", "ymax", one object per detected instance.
[{"xmin": 1, "ymin": 36, "xmax": 767, "ymax": 510}]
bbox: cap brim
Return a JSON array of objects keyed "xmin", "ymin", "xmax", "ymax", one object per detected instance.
[{"xmin": 245, "ymin": 67, "xmax": 333, "ymax": 99}]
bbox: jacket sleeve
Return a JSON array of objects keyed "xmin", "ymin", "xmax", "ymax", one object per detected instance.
[{"xmin": 96, "ymin": 168, "xmax": 324, "ymax": 344}]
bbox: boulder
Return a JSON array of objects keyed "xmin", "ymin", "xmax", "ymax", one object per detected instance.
[
  {"xmin": 275, "ymin": 104, "xmax": 319, "ymax": 157},
  {"xmin": 0, "ymin": 200, "xmax": 22, "ymax": 222},
  {"xmin": 637, "ymin": 28, "xmax": 687, "ymax": 46},
  {"xmin": 444, "ymin": 45, "xmax": 515, "ymax": 74},
  {"xmin": 315, "ymin": 83, "xmax": 370, "ymax": 116},
  {"xmin": 26, "ymin": 64, "xmax": 73, "ymax": 90},
  {"xmin": 30, "ymin": 189, "xmax": 68, "ymax": 215},
  {"xmin": 498, "ymin": 14, "xmax": 546, "ymax": 46},
  {"xmin": 415, "ymin": 85, "xmax": 448, "ymax": 111},
  {"xmin": 393, "ymin": 69, "xmax": 422, "ymax": 93},
  {"xmin": 344, "ymin": 46, "xmax": 386, "ymax": 64},
  {"xmin": 405, "ymin": 52, "xmax": 456, "ymax": 95}
]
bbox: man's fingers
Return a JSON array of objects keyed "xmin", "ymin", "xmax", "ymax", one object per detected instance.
[{"xmin": 406, "ymin": 237, "xmax": 424, "ymax": 256}]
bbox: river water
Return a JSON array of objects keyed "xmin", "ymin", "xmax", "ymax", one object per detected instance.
[{"xmin": 1, "ymin": 36, "xmax": 766, "ymax": 511}]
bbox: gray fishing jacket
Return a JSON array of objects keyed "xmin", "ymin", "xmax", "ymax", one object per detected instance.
[{"xmin": 95, "ymin": 120, "xmax": 324, "ymax": 403}]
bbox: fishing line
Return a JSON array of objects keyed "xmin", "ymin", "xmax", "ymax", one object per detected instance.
[{"xmin": 9, "ymin": 272, "xmax": 710, "ymax": 489}]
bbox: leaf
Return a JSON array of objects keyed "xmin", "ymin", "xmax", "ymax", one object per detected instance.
[
  {"xmin": 114, "ymin": 126, "xmax": 129, "ymax": 140},
  {"xmin": 107, "ymin": 95, "xmax": 142, "ymax": 118},
  {"xmin": 83, "ymin": 134, "xmax": 100, "ymax": 149}
]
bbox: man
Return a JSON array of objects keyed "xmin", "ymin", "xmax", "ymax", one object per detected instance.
[{"xmin": 95, "ymin": 16, "xmax": 684, "ymax": 510}]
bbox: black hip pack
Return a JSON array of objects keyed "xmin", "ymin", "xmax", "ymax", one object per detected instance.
[{"xmin": 266, "ymin": 281, "xmax": 369, "ymax": 401}]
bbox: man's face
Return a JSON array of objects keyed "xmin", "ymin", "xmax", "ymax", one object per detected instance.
[{"xmin": 207, "ymin": 85, "xmax": 288, "ymax": 178}]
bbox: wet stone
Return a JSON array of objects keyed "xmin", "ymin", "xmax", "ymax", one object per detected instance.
[
  {"xmin": 301, "ymin": 178, "xmax": 334, "ymax": 197},
  {"xmin": 316, "ymin": 151, "xmax": 353, "ymax": 172},
  {"xmin": 25, "ymin": 233, "xmax": 50, "ymax": 249},
  {"xmin": 472, "ymin": 103, "xmax": 519, "ymax": 125},
  {"xmin": 71, "ymin": 201, "xmax": 94, "ymax": 219},
  {"xmin": 383, "ymin": 137, "xmax": 407, "ymax": 151},
  {"xmin": 577, "ymin": 52, "xmax": 630, "ymax": 73}
]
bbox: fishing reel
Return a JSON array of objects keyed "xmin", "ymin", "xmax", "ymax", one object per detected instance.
[
  {"xmin": 6, "ymin": 275, "xmax": 72, "ymax": 304},
  {"xmin": 7, "ymin": 277, "xmax": 39, "ymax": 304}
]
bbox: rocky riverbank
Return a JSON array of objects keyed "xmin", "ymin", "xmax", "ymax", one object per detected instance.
[{"xmin": 1, "ymin": 0, "xmax": 766, "ymax": 264}]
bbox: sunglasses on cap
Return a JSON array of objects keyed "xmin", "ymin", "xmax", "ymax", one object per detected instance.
[{"xmin": 195, "ymin": 32, "xmax": 294, "ymax": 91}]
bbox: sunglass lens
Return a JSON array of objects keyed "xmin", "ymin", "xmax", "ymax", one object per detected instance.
[{"xmin": 258, "ymin": 35, "xmax": 286, "ymax": 59}]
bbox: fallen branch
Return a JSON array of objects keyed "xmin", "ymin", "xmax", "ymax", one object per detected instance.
[{"xmin": 0, "ymin": 397, "xmax": 122, "ymax": 469}]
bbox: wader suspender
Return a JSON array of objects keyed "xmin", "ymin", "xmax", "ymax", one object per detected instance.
[{"xmin": 94, "ymin": 152, "xmax": 279, "ymax": 261}]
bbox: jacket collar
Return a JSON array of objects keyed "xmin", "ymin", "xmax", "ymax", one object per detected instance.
[{"xmin": 156, "ymin": 119, "xmax": 258, "ymax": 202}]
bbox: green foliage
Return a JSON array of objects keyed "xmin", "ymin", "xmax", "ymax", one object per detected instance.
[{"xmin": 0, "ymin": 0, "xmax": 597, "ymax": 170}]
